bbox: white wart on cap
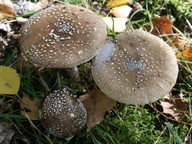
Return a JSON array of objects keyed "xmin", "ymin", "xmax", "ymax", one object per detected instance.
[
  {"xmin": 92, "ymin": 30, "xmax": 178, "ymax": 105},
  {"xmin": 39, "ymin": 89, "xmax": 87, "ymax": 140},
  {"xmin": 20, "ymin": 5, "xmax": 107, "ymax": 68}
]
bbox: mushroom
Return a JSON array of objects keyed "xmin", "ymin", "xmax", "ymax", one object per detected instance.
[
  {"xmin": 19, "ymin": 4, "xmax": 107, "ymax": 78},
  {"xmin": 39, "ymin": 89, "xmax": 87, "ymax": 140},
  {"xmin": 92, "ymin": 29, "xmax": 178, "ymax": 105}
]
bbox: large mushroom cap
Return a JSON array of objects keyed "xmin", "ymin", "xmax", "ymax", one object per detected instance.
[
  {"xmin": 39, "ymin": 89, "xmax": 87, "ymax": 140},
  {"xmin": 92, "ymin": 29, "xmax": 178, "ymax": 105},
  {"xmin": 20, "ymin": 4, "xmax": 107, "ymax": 68}
]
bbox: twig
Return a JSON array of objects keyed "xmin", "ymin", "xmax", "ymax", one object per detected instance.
[
  {"xmin": 185, "ymin": 17, "xmax": 192, "ymax": 30},
  {"xmin": 154, "ymin": 126, "xmax": 167, "ymax": 144},
  {"xmin": 148, "ymin": 104, "xmax": 192, "ymax": 126},
  {"xmin": 172, "ymin": 88, "xmax": 192, "ymax": 95}
]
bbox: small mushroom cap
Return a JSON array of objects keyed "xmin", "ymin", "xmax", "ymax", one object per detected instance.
[
  {"xmin": 39, "ymin": 89, "xmax": 87, "ymax": 139},
  {"xmin": 20, "ymin": 4, "xmax": 107, "ymax": 68},
  {"xmin": 92, "ymin": 30, "xmax": 178, "ymax": 105}
]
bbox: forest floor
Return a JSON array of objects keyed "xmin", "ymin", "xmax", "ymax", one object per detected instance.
[{"xmin": 0, "ymin": 0, "xmax": 192, "ymax": 144}]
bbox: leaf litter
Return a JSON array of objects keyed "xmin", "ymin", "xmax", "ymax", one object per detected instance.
[
  {"xmin": 80, "ymin": 89, "xmax": 116, "ymax": 131},
  {"xmin": 0, "ymin": 118, "xmax": 15, "ymax": 144},
  {"xmin": 0, "ymin": 0, "xmax": 191, "ymax": 143},
  {"xmin": 19, "ymin": 93, "xmax": 41, "ymax": 120},
  {"xmin": 0, "ymin": 66, "xmax": 20, "ymax": 95},
  {"xmin": 160, "ymin": 93, "xmax": 187, "ymax": 121}
]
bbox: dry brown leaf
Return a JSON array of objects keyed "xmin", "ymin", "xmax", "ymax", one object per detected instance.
[
  {"xmin": 14, "ymin": 0, "xmax": 49, "ymax": 15},
  {"xmin": 151, "ymin": 16, "xmax": 179, "ymax": 44},
  {"xmin": 177, "ymin": 45, "xmax": 192, "ymax": 61},
  {"xmin": 0, "ymin": 118, "xmax": 15, "ymax": 143},
  {"xmin": 152, "ymin": 16, "xmax": 173, "ymax": 34},
  {"xmin": 147, "ymin": 16, "xmax": 187, "ymax": 50},
  {"xmin": 160, "ymin": 93, "xmax": 187, "ymax": 120},
  {"xmin": 0, "ymin": 0, "xmax": 16, "ymax": 19},
  {"xmin": 80, "ymin": 89, "xmax": 116, "ymax": 131},
  {"xmin": 0, "ymin": 36, "xmax": 7, "ymax": 57},
  {"xmin": 35, "ymin": 0, "xmax": 49, "ymax": 11},
  {"xmin": 20, "ymin": 93, "xmax": 41, "ymax": 120},
  {"xmin": 14, "ymin": 1, "xmax": 36, "ymax": 15},
  {"xmin": 176, "ymin": 45, "xmax": 192, "ymax": 68}
]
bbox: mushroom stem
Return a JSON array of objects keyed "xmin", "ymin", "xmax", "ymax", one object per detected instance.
[{"xmin": 65, "ymin": 66, "xmax": 80, "ymax": 81}]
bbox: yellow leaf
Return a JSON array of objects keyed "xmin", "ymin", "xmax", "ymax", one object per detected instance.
[
  {"xmin": 20, "ymin": 93, "xmax": 41, "ymax": 120},
  {"xmin": 177, "ymin": 46, "xmax": 192, "ymax": 62},
  {"xmin": 106, "ymin": 0, "xmax": 131, "ymax": 8},
  {"xmin": 177, "ymin": 45, "xmax": 192, "ymax": 68},
  {"xmin": 0, "ymin": 66, "xmax": 20, "ymax": 94}
]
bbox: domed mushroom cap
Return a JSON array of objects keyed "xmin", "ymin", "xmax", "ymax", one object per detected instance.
[
  {"xmin": 39, "ymin": 89, "xmax": 87, "ymax": 140},
  {"xmin": 20, "ymin": 4, "xmax": 107, "ymax": 68},
  {"xmin": 92, "ymin": 30, "xmax": 178, "ymax": 105}
]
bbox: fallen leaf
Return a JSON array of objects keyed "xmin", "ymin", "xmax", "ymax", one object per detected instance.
[
  {"xmin": 109, "ymin": 5, "xmax": 132, "ymax": 18},
  {"xmin": 153, "ymin": 16, "xmax": 173, "ymax": 34},
  {"xmin": 102, "ymin": 17, "xmax": 128, "ymax": 32},
  {"xmin": 14, "ymin": 0, "xmax": 36, "ymax": 15},
  {"xmin": 0, "ymin": 0, "xmax": 14, "ymax": 8},
  {"xmin": 0, "ymin": 0, "xmax": 16, "ymax": 19},
  {"xmin": 160, "ymin": 93, "xmax": 187, "ymax": 120},
  {"xmin": 0, "ymin": 66, "xmax": 20, "ymax": 94},
  {"xmin": 0, "ymin": 118, "xmax": 15, "ymax": 143},
  {"xmin": 80, "ymin": 89, "xmax": 116, "ymax": 131},
  {"xmin": 0, "ymin": 36, "xmax": 8, "ymax": 57},
  {"xmin": 106, "ymin": 0, "xmax": 131, "ymax": 8},
  {"xmin": 147, "ymin": 16, "xmax": 186, "ymax": 50},
  {"xmin": 0, "ymin": 23, "xmax": 11, "ymax": 34},
  {"xmin": 35, "ymin": 0, "xmax": 49, "ymax": 11},
  {"xmin": 177, "ymin": 45, "xmax": 192, "ymax": 61},
  {"xmin": 20, "ymin": 93, "xmax": 41, "ymax": 120},
  {"xmin": 151, "ymin": 16, "xmax": 178, "ymax": 42},
  {"xmin": 176, "ymin": 45, "xmax": 192, "ymax": 68}
]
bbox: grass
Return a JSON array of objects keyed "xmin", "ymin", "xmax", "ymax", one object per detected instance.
[{"xmin": 0, "ymin": 0, "xmax": 192, "ymax": 144}]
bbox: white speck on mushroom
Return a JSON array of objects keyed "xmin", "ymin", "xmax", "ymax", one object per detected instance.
[
  {"xmin": 77, "ymin": 50, "xmax": 83, "ymax": 54},
  {"xmin": 70, "ymin": 113, "xmax": 75, "ymax": 118}
]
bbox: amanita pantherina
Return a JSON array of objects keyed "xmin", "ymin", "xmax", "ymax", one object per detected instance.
[
  {"xmin": 39, "ymin": 89, "xmax": 87, "ymax": 140},
  {"xmin": 92, "ymin": 30, "xmax": 178, "ymax": 105},
  {"xmin": 20, "ymin": 4, "xmax": 107, "ymax": 68}
]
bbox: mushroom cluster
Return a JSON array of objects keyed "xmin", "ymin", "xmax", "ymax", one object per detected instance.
[
  {"xmin": 92, "ymin": 29, "xmax": 178, "ymax": 105},
  {"xmin": 20, "ymin": 4, "xmax": 107, "ymax": 68},
  {"xmin": 39, "ymin": 89, "xmax": 87, "ymax": 140},
  {"xmin": 19, "ymin": 3, "xmax": 179, "ymax": 140}
]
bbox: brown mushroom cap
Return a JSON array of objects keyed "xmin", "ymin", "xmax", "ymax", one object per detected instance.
[
  {"xmin": 92, "ymin": 30, "xmax": 178, "ymax": 105},
  {"xmin": 39, "ymin": 89, "xmax": 87, "ymax": 140},
  {"xmin": 20, "ymin": 4, "xmax": 107, "ymax": 68}
]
